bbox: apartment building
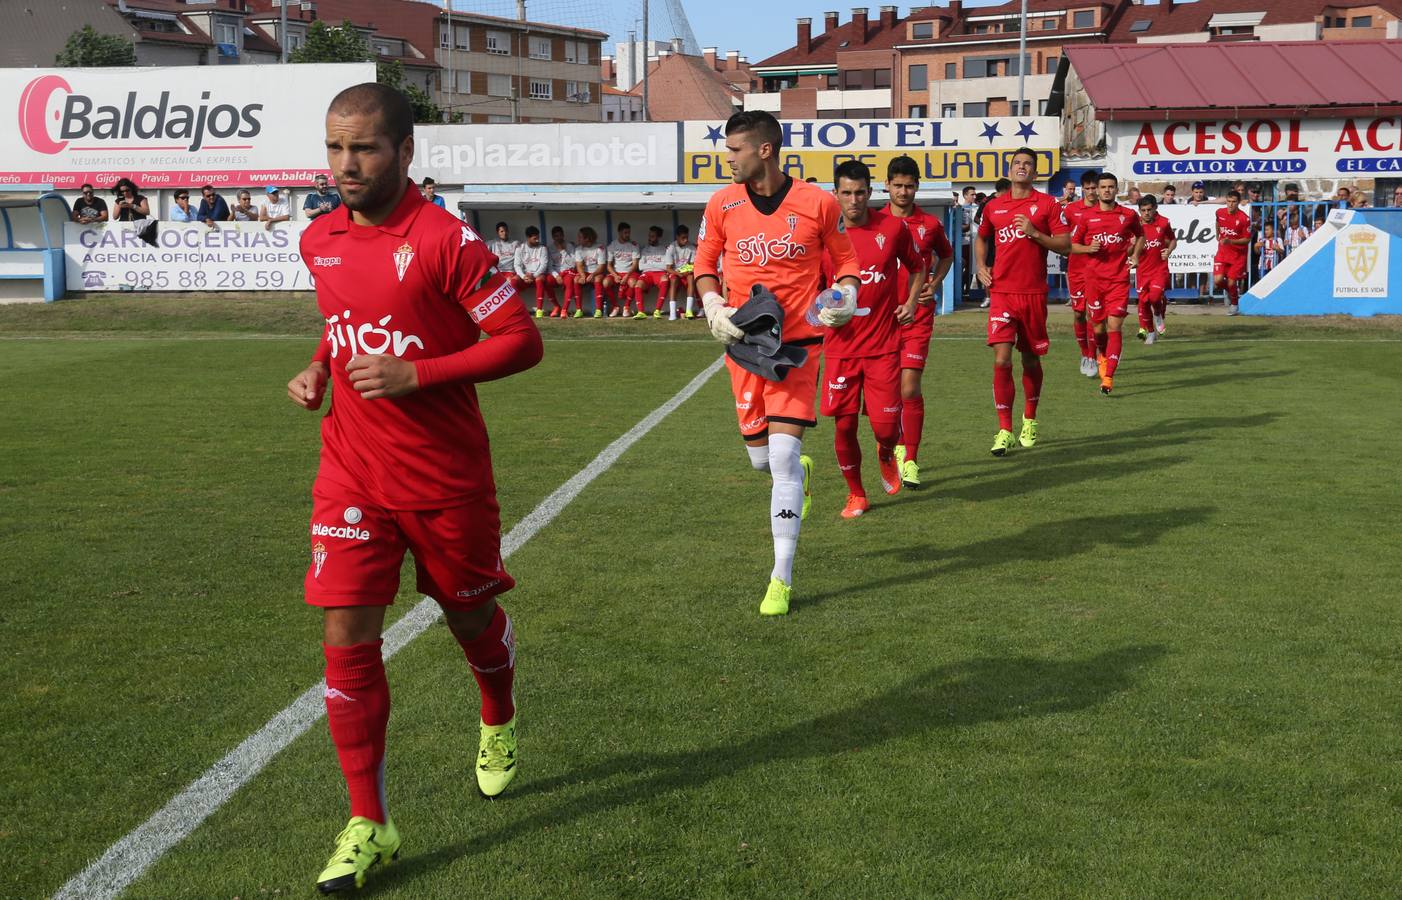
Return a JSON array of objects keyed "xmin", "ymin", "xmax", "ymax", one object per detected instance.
[
  {"xmin": 601, "ymin": 43, "xmax": 755, "ymax": 121},
  {"xmin": 748, "ymin": 0, "xmax": 1402, "ymax": 121}
]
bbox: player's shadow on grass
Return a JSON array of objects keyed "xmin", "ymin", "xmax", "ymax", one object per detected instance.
[
  {"xmin": 1121, "ymin": 367, "xmax": 1294, "ymax": 398},
  {"xmin": 383, "ymin": 644, "xmax": 1168, "ymax": 890},
  {"xmin": 798, "ymin": 506, "xmax": 1215, "ymax": 612}
]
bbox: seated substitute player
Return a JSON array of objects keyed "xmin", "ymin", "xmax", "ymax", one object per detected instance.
[
  {"xmin": 824, "ymin": 160, "xmax": 926, "ymax": 518},
  {"xmin": 574, "ymin": 226, "xmax": 608, "ymax": 317},
  {"xmin": 664, "ymin": 224, "xmax": 697, "ymax": 319},
  {"xmin": 1131, "ymin": 195, "xmax": 1176, "ymax": 344},
  {"xmin": 605, "ymin": 222, "xmax": 640, "ymax": 318},
  {"xmin": 287, "ymin": 82, "xmax": 543, "ymax": 894},
  {"xmin": 1059, "ymin": 170, "xmax": 1103, "ymax": 376},
  {"xmin": 634, "ymin": 225, "xmax": 673, "ymax": 319},
  {"xmin": 487, "ymin": 222, "xmax": 522, "ymax": 290},
  {"xmin": 514, "ymin": 226, "xmax": 555, "ymax": 318},
  {"xmin": 1070, "ymin": 172, "xmax": 1142, "ymax": 396},
  {"xmin": 1214, "ymin": 191, "xmax": 1252, "ymax": 315},
  {"xmin": 882, "ymin": 154, "xmax": 952, "ymax": 489},
  {"xmin": 975, "ymin": 147, "xmax": 1071, "ymax": 456},
  {"xmin": 694, "ymin": 109, "xmax": 860, "ymax": 616},
  {"xmin": 546, "ymin": 225, "xmax": 581, "ymax": 318}
]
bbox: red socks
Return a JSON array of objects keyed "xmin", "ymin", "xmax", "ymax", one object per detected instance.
[
  {"xmin": 1105, "ymin": 332, "xmax": 1123, "ymax": 377},
  {"xmin": 900, "ymin": 395, "xmax": 924, "ymax": 463},
  {"xmin": 1094, "ymin": 330, "xmax": 1109, "ymax": 357},
  {"xmin": 454, "ymin": 605, "xmax": 517, "ymax": 726},
  {"xmin": 1225, "ymin": 282, "xmax": 1239, "ymax": 304},
  {"xmin": 1073, "ymin": 318, "xmax": 1092, "ymax": 359},
  {"xmin": 993, "ymin": 364, "xmax": 1015, "ymax": 431},
  {"xmin": 1022, "ymin": 364, "xmax": 1043, "ymax": 420},
  {"xmin": 324, "ymin": 641, "xmax": 391, "ymax": 824},
  {"xmin": 834, "ymin": 414, "xmax": 865, "ymax": 495},
  {"xmin": 873, "ymin": 420, "xmax": 900, "ymax": 461}
]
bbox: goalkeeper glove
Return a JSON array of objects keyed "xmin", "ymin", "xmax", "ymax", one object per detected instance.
[
  {"xmin": 817, "ymin": 283, "xmax": 857, "ymax": 327},
  {"xmin": 702, "ymin": 292, "xmax": 744, "ymax": 345}
]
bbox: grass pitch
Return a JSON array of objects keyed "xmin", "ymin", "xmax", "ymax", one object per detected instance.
[{"xmin": 3, "ymin": 295, "xmax": 1401, "ymax": 898}]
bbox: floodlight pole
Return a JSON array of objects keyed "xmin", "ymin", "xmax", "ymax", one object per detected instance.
[
  {"xmin": 641, "ymin": 0, "xmax": 650, "ymax": 121},
  {"xmin": 280, "ymin": 0, "xmax": 288, "ymax": 62},
  {"xmin": 1017, "ymin": 0, "xmax": 1027, "ymax": 114}
]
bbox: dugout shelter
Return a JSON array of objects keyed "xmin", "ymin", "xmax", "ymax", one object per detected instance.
[{"xmin": 0, "ymin": 190, "xmax": 68, "ymax": 303}]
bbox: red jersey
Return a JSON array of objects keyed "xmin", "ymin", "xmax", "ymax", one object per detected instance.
[
  {"xmin": 1059, "ymin": 199, "xmax": 1097, "ymax": 276},
  {"xmin": 1215, "ymin": 208, "xmax": 1252, "ymax": 260},
  {"xmin": 1071, "ymin": 204, "xmax": 1142, "ymax": 282},
  {"xmin": 695, "ymin": 177, "xmax": 859, "ymax": 343},
  {"xmin": 823, "ymin": 209, "xmax": 923, "ymax": 359},
  {"xmin": 884, "ymin": 203, "xmax": 951, "ymax": 324},
  {"xmin": 977, "ymin": 189, "xmax": 1068, "ymax": 294},
  {"xmin": 302, "ymin": 184, "xmax": 538, "ymax": 510},
  {"xmin": 1137, "ymin": 214, "xmax": 1176, "ymax": 275}
]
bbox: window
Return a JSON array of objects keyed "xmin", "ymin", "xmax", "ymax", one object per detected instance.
[
  {"xmin": 607, "ymin": 110, "xmax": 615, "ymax": 121},
  {"xmin": 456, "ymin": 70, "xmax": 472, "ymax": 93},
  {"xmin": 1043, "ymin": 17, "xmax": 1060, "ymax": 29},
  {"xmin": 529, "ymin": 79, "xmax": 552, "ymax": 99},
  {"xmin": 455, "ymin": 25, "xmax": 469, "ymax": 49},
  {"xmin": 529, "ymin": 36, "xmax": 551, "ymax": 60},
  {"xmin": 842, "ymin": 69, "xmax": 865, "ymax": 89},
  {"xmin": 487, "ymin": 114, "xmax": 511, "ymax": 123},
  {"xmin": 1129, "ymin": 19, "xmax": 1151, "ymax": 33},
  {"xmin": 944, "ymin": 62, "xmax": 956, "ymax": 79},
  {"xmin": 565, "ymin": 40, "xmax": 578, "ymax": 63},
  {"xmin": 874, "ymin": 68, "xmax": 891, "ymax": 88},
  {"xmin": 1039, "ymin": 99, "xmax": 1049, "ymax": 115},
  {"xmin": 565, "ymin": 80, "xmax": 590, "ymax": 102},
  {"xmin": 1017, "ymin": 100, "xmax": 1031, "ymax": 115},
  {"xmin": 1073, "ymin": 10, "xmax": 1095, "ymax": 28},
  {"xmin": 908, "ymin": 64, "xmax": 927, "ymax": 91},
  {"xmin": 486, "ymin": 30, "xmax": 509, "ymax": 54},
  {"xmin": 439, "ymin": 25, "xmax": 450, "ymax": 49},
  {"xmin": 963, "ymin": 101, "xmax": 987, "ymax": 117},
  {"xmin": 630, "ymin": 109, "xmax": 639, "ymax": 121},
  {"xmin": 286, "ymin": 32, "xmax": 303, "ymax": 51},
  {"xmin": 907, "ymin": 104, "xmax": 927, "ymax": 117},
  {"xmin": 827, "ymin": 73, "xmax": 840, "ymax": 89},
  {"xmin": 912, "ymin": 21, "xmax": 933, "ymax": 39},
  {"xmin": 488, "ymin": 74, "xmax": 512, "ymax": 97},
  {"xmin": 1045, "ymin": 55, "xmax": 1059, "ymax": 73},
  {"xmin": 941, "ymin": 103, "xmax": 956, "ymax": 117},
  {"xmin": 215, "ymin": 21, "xmax": 237, "ymax": 45},
  {"xmin": 373, "ymin": 41, "xmax": 392, "ymax": 56},
  {"xmin": 1353, "ymin": 15, "xmax": 1373, "ymax": 26}
]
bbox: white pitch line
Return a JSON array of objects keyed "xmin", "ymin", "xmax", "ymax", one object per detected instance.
[{"xmin": 52, "ymin": 355, "xmax": 725, "ymax": 900}]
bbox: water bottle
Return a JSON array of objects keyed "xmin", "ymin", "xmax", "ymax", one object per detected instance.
[{"xmin": 805, "ymin": 288, "xmax": 844, "ymax": 326}]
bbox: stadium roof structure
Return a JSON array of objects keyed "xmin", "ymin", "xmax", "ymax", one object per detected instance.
[{"xmin": 1064, "ymin": 40, "xmax": 1402, "ymax": 119}]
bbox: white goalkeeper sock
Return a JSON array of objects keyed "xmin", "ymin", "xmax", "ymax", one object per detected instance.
[
  {"xmin": 746, "ymin": 442, "xmax": 770, "ymax": 473},
  {"xmin": 767, "ymin": 433, "xmax": 803, "ymax": 585}
]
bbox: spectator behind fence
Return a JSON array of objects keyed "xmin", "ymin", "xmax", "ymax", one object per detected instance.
[
  {"xmin": 303, "ymin": 174, "xmax": 341, "ymax": 220},
  {"xmin": 1255, "ymin": 222, "xmax": 1284, "ymax": 275},
  {"xmin": 1392, "ymin": 186, "xmax": 1402, "ymax": 208},
  {"xmin": 1160, "ymin": 184, "xmax": 1177, "ymax": 204},
  {"xmin": 113, "ymin": 179, "xmax": 149, "ymax": 221},
  {"xmin": 71, "ymin": 183, "xmax": 109, "ymax": 224},
  {"xmin": 169, "ymin": 189, "xmax": 198, "ymax": 223},
  {"xmin": 1283, "ymin": 211, "xmax": 1309, "ymax": 253},
  {"xmin": 1312, "ymin": 210, "xmax": 1328, "ymax": 232},
  {"xmin": 260, "ymin": 186, "xmax": 291, "ymax": 230},
  {"xmin": 229, "ymin": 190, "xmax": 258, "ymax": 221},
  {"xmin": 1351, "ymin": 191, "xmax": 1369, "ymax": 209},
  {"xmin": 1188, "ymin": 181, "xmax": 1209, "ymax": 205},
  {"xmin": 1336, "ymin": 186, "xmax": 1352, "ymax": 208},
  {"xmin": 421, "ymin": 177, "xmax": 446, "ymax": 209},
  {"xmin": 196, "ymin": 184, "xmax": 228, "ymax": 228}
]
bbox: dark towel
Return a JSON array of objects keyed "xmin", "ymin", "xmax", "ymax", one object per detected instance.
[{"xmin": 725, "ymin": 284, "xmax": 810, "ymax": 381}]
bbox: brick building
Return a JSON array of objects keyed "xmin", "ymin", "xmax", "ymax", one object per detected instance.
[{"xmin": 602, "ymin": 42, "xmax": 755, "ymax": 121}]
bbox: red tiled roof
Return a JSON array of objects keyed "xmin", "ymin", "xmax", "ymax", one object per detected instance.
[
  {"xmin": 1066, "ymin": 40, "xmax": 1402, "ymax": 119},
  {"xmin": 753, "ymin": 14, "xmax": 908, "ymax": 68},
  {"xmin": 627, "ymin": 53, "xmax": 744, "ymax": 120},
  {"xmin": 1108, "ymin": 0, "xmax": 1402, "ymax": 41}
]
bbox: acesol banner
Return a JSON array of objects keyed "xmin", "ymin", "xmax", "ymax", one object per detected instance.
[
  {"xmin": 3, "ymin": 63, "xmax": 373, "ymax": 189},
  {"xmin": 410, "ymin": 124, "xmax": 679, "ymax": 184},
  {"xmin": 681, "ymin": 117, "xmax": 1060, "ymax": 185},
  {"xmin": 64, "ymin": 221, "xmax": 309, "ymax": 292}
]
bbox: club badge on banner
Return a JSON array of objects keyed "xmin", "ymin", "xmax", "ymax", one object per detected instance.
[{"xmin": 64, "ymin": 222, "xmax": 310, "ymax": 291}]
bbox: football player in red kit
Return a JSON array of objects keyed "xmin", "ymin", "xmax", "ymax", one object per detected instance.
[
  {"xmin": 974, "ymin": 147, "xmax": 1070, "ymax": 456},
  {"xmin": 881, "ymin": 155, "xmax": 952, "ymax": 489},
  {"xmin": 287, "ymin": 83, "xmax": 542, "ymax": 893},
  {"xmin": 823, "ymin": 159, "xmax": 926, "ymax": 518},
  {"xmin": 1131, "ymin": 194, "xmax": 1177, "ymax": 345},
  {"xmin": 1059, "ymin": 170, "xmax": 1103, "ymax": 376},
  {"xmin": 1070, "ymin": 172, "xmax": 1142, "ymax": 395},
  {"xmin": 1214, "ymin": 190, "xmax": 1252, "ymax": 315}
]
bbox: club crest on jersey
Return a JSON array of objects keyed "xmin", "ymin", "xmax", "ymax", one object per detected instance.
[
  {"xmin": 1029, "ymin": 205, "xmax": 1039, "ymax": 216},
  {"xmin": 393, "ymin": 242, "xmax": 415, "ymax": 282},
  {"xmin": 874, "ymin": 233, "xmax": 886, "ymax": 250},
  {"xmin": 786, "ymin": 213, "xmax": 798, "ymax": 232},
  {"xmin": 312, "ymin": 541, "xmax": 327, "ymax": 579},
  {"xmin": 917, "ymin": 225, "xmax": 927, "ymax": 239}
]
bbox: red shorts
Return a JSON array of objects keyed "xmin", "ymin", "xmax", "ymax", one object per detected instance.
[
  {"xmin": 636, "ymin": 271, "xmax": 672, "ymax": 292},
  {"xmin": 986, "ymin": 291, "xmax": 1050, "ymax": 355},
  {"xmin": 1136, "ymin": 269, "xmax": 1168, "ymax": 304},
  {"xmin": 820, "ymin": 353, "xmax": 902, "ymax": 423},
  {"xmin": 1086, "ymin": 276, "xmax": 1130, "ymax": 322},
  {"xmin": 1067, "ymin": 269, "xmax": 1088, "ymax": 312},
  {"xmin": 727, "ymin": 346, "xmax": 822, "ymax": 437},
  {"xmin": 305, "ymin": 479, "xmax": 514, "ymax": 611},
  {"xmin": 899, "ymin": 303, "xmax": 934, "ymax": 370},
  {"xmin": 1213, "ymin": 255, "xmax": 1247, "ymax": 281}
]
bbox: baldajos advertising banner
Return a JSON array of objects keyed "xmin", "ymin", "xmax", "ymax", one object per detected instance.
[
  {"xmin": 682, "ymin": 117, "xmax": 1060, "ymax": 185},
  {"xmin": 4, "ymin": 63, "xmax": 373, "ymax": 189}
]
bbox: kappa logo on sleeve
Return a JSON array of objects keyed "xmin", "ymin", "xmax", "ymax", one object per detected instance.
[
  {"xmin": 470, "ymin": 278, "xmax": 518, "ymax": 324},
  {"xmin": 461, "ymin": 225, "xmax": 479, "ymax": 247}
]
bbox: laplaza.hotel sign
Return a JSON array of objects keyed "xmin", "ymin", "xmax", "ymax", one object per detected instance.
[{"xmin": 1108, "ymin": 117, "xmax": 1402, "ymax": 178}]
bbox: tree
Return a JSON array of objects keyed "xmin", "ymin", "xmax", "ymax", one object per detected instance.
[
  {"xmin": 55, "ymin": 25, "xmax": 136, "ymax": 67},
  {"xmin": 290, "ymin": 20, "xmax": 443, "ymax": 123}
]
